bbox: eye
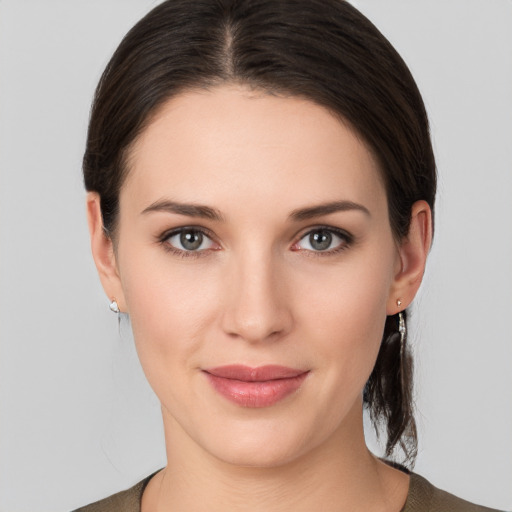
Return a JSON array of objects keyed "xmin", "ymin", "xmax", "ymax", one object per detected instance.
[
  {"xmin": 293, "ymin": 228, "xmax": 351, "ymax": 253},
  {"xmin": 163, "ymin": 228, "xmax": 217, "ymax": 253}
]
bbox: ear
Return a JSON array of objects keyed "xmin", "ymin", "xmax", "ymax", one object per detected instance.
[
  {"xmin": 387, "ymin": 200, "xmax": 432, "ymax": 315},
  {"xmin": 86, "ymin": 192, "xmax": 126, "ymax": 312}
]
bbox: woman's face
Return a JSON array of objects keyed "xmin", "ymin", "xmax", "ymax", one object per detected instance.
[{"xmin": 111, "ymin": 85, "xmax": 405, "ymax": 467}]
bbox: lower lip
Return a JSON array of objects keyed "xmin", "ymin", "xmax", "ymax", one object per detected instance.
[{"xmin": 205, "ymin": 372, "xmax": 309, "ymax": 408}]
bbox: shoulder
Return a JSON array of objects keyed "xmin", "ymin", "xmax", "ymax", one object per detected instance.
[
  {"xmin": 71, "ymin": 475, "xmax": 152, "ymax": 512},
  {"xmin": 404, "ymin": 472, "xmax": 506, "ymax": 512}
]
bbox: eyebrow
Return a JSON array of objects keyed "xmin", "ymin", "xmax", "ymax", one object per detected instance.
[
  {"xmin": 141, "ymin": 199, "xmax": 370, "ymax": 223},
  {"xmin": 141, "ymin": 199, "xmax": 224, "ymax": 221},
  {"xmin": 289, "ymin": 201, "xmax": 371, "ymax": 221}
]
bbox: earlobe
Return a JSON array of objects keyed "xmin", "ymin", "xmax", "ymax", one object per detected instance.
[
  {"xmin": 387, "ymin": 200, "xmax": 432, "ymax": 315},
  {"xmin": 86, "ymin": 192, "xmax": 126, "ymax": 311}
]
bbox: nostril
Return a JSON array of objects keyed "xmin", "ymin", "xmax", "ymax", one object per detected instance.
[
  {"xmin": 222, "ymin": 307, "xmax": 292, "ymax": 344},
  {"xmin": 219, "ymin": 261, "xmax": 293, "ymax": 343}
]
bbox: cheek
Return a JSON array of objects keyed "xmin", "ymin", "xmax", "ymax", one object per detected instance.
[
  {"xmin": 296, "ymin": 246, "xmax": 395, "ymax": 383},
  {"xmin": 117, "ymin": 227, "xmax": 396, "ymax": 413},
  {"xmin": 118, "ymin": 249, "xmax": 221, "ymax": 383}
]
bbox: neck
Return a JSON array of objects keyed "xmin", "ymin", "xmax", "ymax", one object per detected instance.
[{"xmin": 142, "ymin": 404, "xmax": 409, "ymax": 512}]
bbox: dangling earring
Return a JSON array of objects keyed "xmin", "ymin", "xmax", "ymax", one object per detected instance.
[
  {"xmin": 396, "ymin": 298, "xmax": 406, "ymax": 350},
  {"xmin": 398, "ymin": 310, "xmax": 406, "ymax": 348},
  {"xmin": 397, "ymin": 299, "xmax": 406, "ymax": 395},
  {"xmin": 109, "ymin": 298, "xmax": 120, "ymax": 314}
]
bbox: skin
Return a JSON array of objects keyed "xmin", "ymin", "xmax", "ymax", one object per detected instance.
[{"xmin": 88, "ymin": 85, "xmax": 432, "ymax": 511}]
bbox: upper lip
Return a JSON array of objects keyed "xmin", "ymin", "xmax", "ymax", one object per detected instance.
[{"xmin": 204, "ymin": 365, "xmax": 308, "ymax": 382}]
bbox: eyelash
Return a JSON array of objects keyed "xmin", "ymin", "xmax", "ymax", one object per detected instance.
[
  {"xmin": 292, "ymin": 226, "xmax": 354, "ymax": 257},
  {"xmin": 157, "ymin": 225, "xmax": 354, "ymax": 259},
  {"xmin": 158, "ymin": 226, "xmax": 219, "ymax": 259}
]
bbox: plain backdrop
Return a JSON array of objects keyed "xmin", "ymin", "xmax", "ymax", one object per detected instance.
[{"xmin": 1, "ymin": 1, "xmax": 511, "ymax": 511}]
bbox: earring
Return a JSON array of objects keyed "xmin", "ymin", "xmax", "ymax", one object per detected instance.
[
  {"xmin": 396, "ymin": 299, "xmax": 406, "ymax": 346},
  {"xmin": 396, "ymin": 302, "xmax": 407, "ymax": 397},
  {"xmin": 109, "ymin": 298, "xmax": 120, "ymax": 314},
  {"xmin": 398, "ymin": 311, "xmax": 406, "ymax": 346}
]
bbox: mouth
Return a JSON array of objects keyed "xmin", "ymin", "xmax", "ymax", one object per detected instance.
[{"xmin": 203, "ymin": 365, "xmax": 310, "ymax": 408}]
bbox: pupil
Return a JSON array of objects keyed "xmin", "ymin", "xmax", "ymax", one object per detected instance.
[
  {"xmin": 180, "ymin": 230, "xmax": 203, "ymax": 250},
  {"xmin": 310, "ymin": 230, "xmax": 332, "ymax": 251}
]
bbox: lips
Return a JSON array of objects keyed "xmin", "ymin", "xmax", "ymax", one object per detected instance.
[{"xmin": 203, "ymin": 365, "xmax": 309, "ymax": 408}]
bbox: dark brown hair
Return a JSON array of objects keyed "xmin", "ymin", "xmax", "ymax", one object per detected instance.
[{"xmin": 84, "ymin": 0, "xmax": 436, "ymax": 466}]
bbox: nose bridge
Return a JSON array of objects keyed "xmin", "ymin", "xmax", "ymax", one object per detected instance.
[{"xmin": 222, "ymin": 244, "xmax": 291, "ymax": 343}]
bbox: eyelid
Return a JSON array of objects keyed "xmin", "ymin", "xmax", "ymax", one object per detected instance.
[
  {"xmin": 157, "ymin": 224, "xmax": 353, "ymax": 258},
  {"xmin": 158, "ymin": 225, "xmax": 217, "ymax": 241},
  {"xmin": 158, "ymin": 225, "xmax": 221, "ymax": 256},
  {"xmin": 291, "ymin": 225, "xmax": 354, "ymax": 253}
]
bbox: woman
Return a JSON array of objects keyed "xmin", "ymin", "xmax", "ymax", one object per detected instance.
[{"xmin": 73, "ymin": 1, "xmax": 503, "ymax": 510}]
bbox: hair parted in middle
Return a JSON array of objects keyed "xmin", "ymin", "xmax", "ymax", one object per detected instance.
[{"xmin": 83, "ymin": 0, "xmax": 436, "ymax": 466}]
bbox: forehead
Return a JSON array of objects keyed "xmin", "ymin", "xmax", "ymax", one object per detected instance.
[{"xmin": 122, "ymin": 85, "xmax": 386, "ymax": 215}]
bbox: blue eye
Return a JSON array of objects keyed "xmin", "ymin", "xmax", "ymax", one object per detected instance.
[
  {"xmin": 164, "ymin": 228, "xmax": 217, "ymax": 252},
  {"xmin": 295, "ymin": 228, "xmax": 351, "ymax": 253}
]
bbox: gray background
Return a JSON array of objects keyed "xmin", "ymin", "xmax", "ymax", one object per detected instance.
[{"xmin": 1, "ymin": 1, "xmax": 511, "ymax": 511}]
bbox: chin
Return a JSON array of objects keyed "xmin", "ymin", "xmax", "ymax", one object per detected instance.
[
  {"xmin": 210, "ymin": 438, "xmax": 308, "ymax": 469},
  {"xmin": 192, "ymin": 413, "xmax": 328, "ymax": 470}
]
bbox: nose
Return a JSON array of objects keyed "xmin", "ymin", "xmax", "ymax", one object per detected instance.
[{"xmin": 220, "ymin": 250, "xmax": 293, "ymax": 344}]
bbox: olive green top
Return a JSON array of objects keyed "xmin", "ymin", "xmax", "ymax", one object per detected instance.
[{"xmin": 73, "ymin": 472, "xmax": 504, "ymax": 512}]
